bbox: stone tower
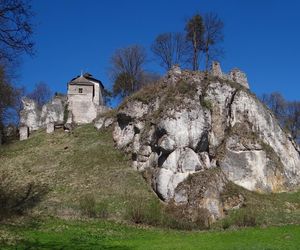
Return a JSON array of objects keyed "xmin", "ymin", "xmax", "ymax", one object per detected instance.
[{"xmin": 67, "ymin": 73, "xmax": 104, "ymax": 124}]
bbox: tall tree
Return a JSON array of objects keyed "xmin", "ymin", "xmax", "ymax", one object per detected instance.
[
  {"xmin": 203, "ymin": 12, "xmax": 224, "ymax": 71},
  {"xmin": 0, "ymin": 0, "xmax": 34, "ymax": 63},
  {"xmin": 0, "ymin": 66, "xmax": 14, "ymax": 129},
  {"xmin": 0, "ymin": 0, "xmax": 34, "ymax": 138},
  {"xmin": 27, "ymin": 82, "xmax": 52, "ymax": 107},
  {"xmin": 285, "ymin": 101, "xmax": 300, "ymax": 142},
  {"xmin": 110, "ymin": 45, "xmax": 147, "ymax": 97},
  {"xmin": 151, "ymin": 32, "xmax": 189, "ymax": 71},
  {"xmin": 185, "ymin": 14, "xmax": 204, "ymax": 71},
  {"xmin": 261, "ymin": 92, "xmax": 286, "ymax": 122}
]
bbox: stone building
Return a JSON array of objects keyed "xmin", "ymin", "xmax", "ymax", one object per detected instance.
[
  {"xmin": 67, "ymin": 73, "xmax": 105, "ymax": 124},
  {"xmin": 19, "ymin": 72, "xmax": 108, "ymax": 140}
]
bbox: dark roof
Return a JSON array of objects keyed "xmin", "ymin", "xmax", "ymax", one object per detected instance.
[{"xmin": 68, "ymin": 73, "xmax": 104, "ymax": 89}]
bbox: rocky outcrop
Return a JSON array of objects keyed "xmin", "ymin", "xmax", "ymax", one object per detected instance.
[
  {"xmin": 20, "ymin": 96, "xmax": 67, "ymax": 132},
  {"xmin": 20, "ymin": 97, "xmax": 41, "ymax": 132},
  {"xmin": 110, "ymin": 67, "xmax": 300, "ymax": 220}
]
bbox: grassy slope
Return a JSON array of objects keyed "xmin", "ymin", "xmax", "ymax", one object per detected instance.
[
  {"xmin": 1, "ymin": 219, "xmax": 300, "ymax": 250},
  {"xmin": 1, "ymin": 125, "xmax": 300, "ymax": 249},
  {"xmin": 0, "ymin": 125, "xmax": 157, "ymax": 218}
]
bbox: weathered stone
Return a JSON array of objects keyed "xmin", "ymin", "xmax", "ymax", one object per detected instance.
[
  {"xmin": 211, "ymin": 61, "xmax": 222, "ymax": 77},
  {"xmin": 19, "ymin": 126, "xmax": 29, "ymax": 141},
  {"xmin": 104, "ymin": 118, "xmax": 114, "ymax": 128},
  {"xmin": 20, "ymin": 98, "xmax": 40, "ymax": 132},
  {"xmin": 162, "ymin": 148, "xmax": 202, "ymax": 173},
  {"xmin": 4, "ymin": 124, "xmax": 17, "ymax": 137},
  {"xmin": 167, "ymin": 65, "xmax": 182, "ymax": 85},
  {"xmin": 40, "ymin": 96, "xmax": 66, "ymax": 126},
  {"xmin": 229, "ymin": 68, "xmax": 249, "ymax": 89},
  {"xmin": 46, "ymin": 123, "xmax": 55, "ymax": 134},
  {"xmin": 154, "ymin": 168, "xmax": 189, "ymax": 201},
  {"xmin": 174, "ymin": 170, "xmax": 228, "ymax": 221},
  {"xmin": 157, "ymin": 106, "xmax": 210, "ymax": 150},
  {"xmin": 94, "ymin": 117, "xmax": 105, "ymax": 130},
  {"xmin": 113, "ymin": 123, "xmax": 135, "ymax": 149}
]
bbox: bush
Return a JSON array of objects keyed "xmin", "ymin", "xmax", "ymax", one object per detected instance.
[
  {"xmin": 220, "ymin": 208, "xmax": 260, "ymax": 229},
  {"xmin": 201, "ymin": 99, "xmax": 213, "ymax": 110},
  {"xmin": 162, "ymin": 204, "xmax": 211, "ymax": 231},
  {"xmin": 79, "ymin": 194, "xmax": 96, "ymax": 218},
  {"xmin": 124, "ymin": 196, "xmax": 162, "ymax": 226},
  {"xmin": 124, "ymin": 195, "xmax": 213, "ymax": 230},
  {"xmin": 97, "ymin": 202, "xmax": 109, "ymax": 219},
  {"xmin": 0, "ymin": 170, "xmax": 48, "ymax": 221}
]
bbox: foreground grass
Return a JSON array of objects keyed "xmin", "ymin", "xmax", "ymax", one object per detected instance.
[{"xmin": 1, "ymin": 219, "xmax": 300, "ymax": 250}]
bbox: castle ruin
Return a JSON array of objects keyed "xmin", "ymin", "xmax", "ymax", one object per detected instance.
[
  {"xmin": 211, "ymin": 61, "xmax": 249, "ymax": 89},
  {"xmin": 19, "ymin": 73, "xmax": 108, "ymax": 140}
]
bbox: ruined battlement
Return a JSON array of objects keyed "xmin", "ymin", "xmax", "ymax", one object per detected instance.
[{"xmin": 211, "ymin": 61, "xmax": 249, "ymax": 89}]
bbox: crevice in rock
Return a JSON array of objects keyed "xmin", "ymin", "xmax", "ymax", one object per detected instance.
[
  {"xmin": 195, "ymin": 131, "xmax": 209, "ymax": 153},
  {"xmin": 157, "ymin": 152, "xmax": 169, "ymax": 168},
  {"xmin": 227, "ymin": 89, "xmax": 239, "ymax": 124},
  {"xmin": 117, "ymin": 113, "xmax": 133, "ymax": 130}
]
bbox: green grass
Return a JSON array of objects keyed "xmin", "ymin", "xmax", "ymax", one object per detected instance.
[{"xmin": 1, "ymin": 218, "xmax": 300, "ymax": 249}]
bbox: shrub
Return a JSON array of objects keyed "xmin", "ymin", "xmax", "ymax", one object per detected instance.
[
  {"xmin": 124, "ymin": 196, "xmax": 162, "ymax": 225},
  {"xmin": 79, "ymin": 194, "xmax": 96, "ymax": 218},
  {"xmin": 220, "ymin": 208, "xmax": 260, "ymax": 229},
  {"xmin": 201, "ymin": 99, "xmax": 213, "ymax": 110},
  {"xmin": 97, "ymin": 202, "xmax": 109, "ymax": 219},
  {"xmin": 162, "ymin": 204, "xmax": 211, "ymax": 231},
  {"xmin": 0, "ymin": 170, "xmax": 48, "ymax": 221}
]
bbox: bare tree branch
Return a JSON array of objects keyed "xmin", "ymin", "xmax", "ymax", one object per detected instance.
[{"xmin": 151, "ymin": 32, "xmax": 189, "ymax": 71}]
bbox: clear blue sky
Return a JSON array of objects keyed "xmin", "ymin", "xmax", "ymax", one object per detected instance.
[{"xmin": 20, "ymin": 0, "xmax": 300, "ymax": 101}]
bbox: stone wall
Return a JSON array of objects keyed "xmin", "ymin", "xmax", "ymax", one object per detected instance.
[
  {"xmin": 211, "ymin": 61, "xmax": 250, "ymax": 89},
  {"xmin": 19, "ymin": 95, "xmax": 67, "ymax": 140}
]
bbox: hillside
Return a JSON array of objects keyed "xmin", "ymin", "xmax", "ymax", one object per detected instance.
[
  {"xmin": 0, "ymin": 122, "xmax": 300, "ymax": 248},
  {"xmin": 0, "ymin": 125, "xmax": 157, "ymax": 220}
]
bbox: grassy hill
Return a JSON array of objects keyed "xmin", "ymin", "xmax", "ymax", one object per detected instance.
[
  {"xmin": 0, "ymin": 125, "xmax": 158, "ymax": 220},
  {"xmin": 1, "ymin": 125, "xmax": 300, "ymax": 249}
]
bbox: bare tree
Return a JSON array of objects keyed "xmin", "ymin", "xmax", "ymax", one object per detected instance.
[
  {"xmin": 260, "ymin": 92, "xmax": 300, "ymax": 143},
  {"xmin": 0, "ymin": 66, "xmax": 14, "ymax": 129},
  {"xmin": 203, "ymin": 13, "xmax": 224, "ymax": 71},
  {"xmin": 151, "ymin": 32, "xmax": 189, "ymax": 71},
  {"xmin": 261, "ymin": 92, "xmax": 286, "ymax": 122},
  {"xmin": 0, "ymin": 0, "xmax": 34, "ymax": 63},
  {"xmin": 110, "ymin": 45, "xmax": 147, "ymax": 97},
  {"xmin": 27, "ymin": 82, "xmax": 52, "ymax": 107},
  {"xmin": 0, "ymin": 0, "xmax": 34, "ymax": 137},
  {"xmin": 285, "ymin": 101, "xmax": 300, "ymax": 142},
  {"xmin": 185, "ymin": 14, "xmax": 205, "ymax": 71}
]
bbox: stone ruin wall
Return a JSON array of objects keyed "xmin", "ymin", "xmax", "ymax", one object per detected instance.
[
  {"xmin": 19, "ymin": 94, "xmax": 110, "ymax": 141},
  {"xmin": 211, "ymin": 61, "xmax": 249, "ymax": 89}
]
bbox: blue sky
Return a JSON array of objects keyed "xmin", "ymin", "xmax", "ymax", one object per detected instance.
[{"xmin": 20, "ymin": 0, "xmax": 300, "ymax": 101}]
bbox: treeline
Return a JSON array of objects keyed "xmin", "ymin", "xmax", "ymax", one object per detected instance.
[
  {"xmin": 260, "ymin": 92, "xmax": 300, "ymax": 143},
  {"xmin": 0, "ymin": 1, "xmax": 54, "ymax": 142},
  {"xmin": 0, "ymin": 0, "xmax": 34, "ymax": 141},
  {"xmin": 110, "ymin": 12, "xmax": 224, "ymax": 98}
]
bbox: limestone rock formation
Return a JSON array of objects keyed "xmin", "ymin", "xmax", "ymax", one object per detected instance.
[
  {"xmin": 20, "ymin": 95, "xmax": 67, "ymax": 133},
  {"xmin": 110, "ymin": 66, "xmax": 300, "ymax": 220}
]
